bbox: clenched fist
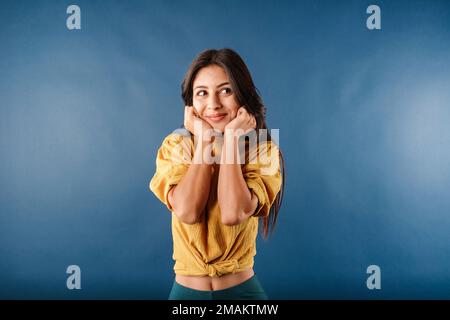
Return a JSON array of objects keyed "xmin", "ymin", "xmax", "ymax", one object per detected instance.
[
  {"xmin": 224, "ymin": 106, "xmax": 257, "ymax": 137},
  {"xmin": 184, "ymin": 106, "xmax": 214, "ymax": 141}
]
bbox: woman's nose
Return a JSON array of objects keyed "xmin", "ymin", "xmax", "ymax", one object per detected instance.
[{"xmin": 206, "ymin": 95, "xmax": 222, "ymax": 110}]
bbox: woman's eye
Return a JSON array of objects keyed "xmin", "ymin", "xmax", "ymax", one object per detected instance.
[
  {"xmin": 197, "ymin": 90, "xmax": 207, "ymax": 97},
  {"xmin": 220, "ymin": 87, "xmax": 232, "ymax": 94}
]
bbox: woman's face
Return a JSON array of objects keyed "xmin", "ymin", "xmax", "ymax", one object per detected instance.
[{"xmin": 192, "ymin": 64, "xmax": 240, "ymax": 133}]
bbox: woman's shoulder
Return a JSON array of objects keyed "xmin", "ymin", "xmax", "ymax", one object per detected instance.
[
  {"xmin": 245, "ymin": 138, "xmax": 280, "ymax": 175},
  {"xmin": 247, "ymin": 137, "xmax": 279, "ymax": 160},
  {"xmin": 158, "ymin": 128, "xmax": 194, "ymax": 163},
  {"xmin": 160, "ymin": 128, "xmax": 193, "ymax": 148}
]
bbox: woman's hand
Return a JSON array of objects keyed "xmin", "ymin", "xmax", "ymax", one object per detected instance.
[
  {"xmin": 184, "ymin": 106, "xmax": 213, "ymax": 141},
  {"xmin": 224, "ymin": 106, "xmax": 257, "ymax": 137}
]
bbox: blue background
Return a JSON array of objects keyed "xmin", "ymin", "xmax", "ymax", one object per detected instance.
[{"xmin": 1, "ymin": 0, "xmax": 450, "ymax": 299}]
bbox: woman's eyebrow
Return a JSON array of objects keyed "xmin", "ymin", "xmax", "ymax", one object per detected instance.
[
  {"xmin": 194, "ymin": 82, "xmax": 230, "ymax": 90},
  {"xmin": 216, "ymin": 82, "xmax": 230, "ymax": 88}
]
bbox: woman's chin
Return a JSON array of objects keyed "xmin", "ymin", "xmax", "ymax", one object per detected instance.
[
  {"xmin": 208, "ymin": 123, "xmax": 228, "ymax": 134},
  {"xmin": 211, "ymin": 126, "xmax": 225, "ymax": 134},
  {"xmin": 205, "ymin": 118, "xmax": 231, "ymax": 134}
]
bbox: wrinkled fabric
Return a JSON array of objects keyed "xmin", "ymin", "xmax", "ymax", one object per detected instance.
[{"xmin": 150, "ymin": 129, "xmax": 282, "ymax": 277}]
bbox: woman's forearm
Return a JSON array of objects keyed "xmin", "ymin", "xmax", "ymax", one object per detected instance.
[
  {"xmin": 168, "ymin": 142, "xmax": 212, "ymax": 224},
  {"xmin": 218, "ymin": 135, "xmax": 258, "ymax": 225}
]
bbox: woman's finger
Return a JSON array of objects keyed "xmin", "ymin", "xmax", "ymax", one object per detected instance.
[{"xmin": 186, "ymin": 106, "xmax": 194, "ymax": 119}]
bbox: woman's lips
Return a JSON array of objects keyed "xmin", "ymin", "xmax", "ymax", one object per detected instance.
[{"xmin": 205, "ymin": 114, "xmax": 227, "ymax": 122}]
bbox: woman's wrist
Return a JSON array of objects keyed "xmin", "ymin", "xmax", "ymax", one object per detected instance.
[{"xmin": 221, "ymin": 133, "xmax": 241, "ymax": 165}]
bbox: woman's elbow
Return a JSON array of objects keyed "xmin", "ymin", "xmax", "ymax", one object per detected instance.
[
  {"xmin": 220, "ymin": 200, "xmax": 257, "ymax": 226},
  {"xmin": 173, "ymin": 211, "xmax": 197, "ymax": 224},
  {"xmin": 168, "ymin": 188, "xmax": 199, "ymax": 224},
  {"xmin": 173, "ymin": 209, "xmax": 199, "ymax": 224},
  {"xmin": 221, "ymin": 210, "xmax": 247, "ymax": 226}
]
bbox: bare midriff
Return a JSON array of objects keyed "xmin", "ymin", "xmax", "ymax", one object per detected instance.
[{"xmin": 175, "ymin": 268, "xmax": 255, "ymax": 291}]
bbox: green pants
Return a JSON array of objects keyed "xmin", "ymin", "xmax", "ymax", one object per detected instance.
[{"xmin": 168, "ymin": 274, "xmax": 268, "ymax": 300}]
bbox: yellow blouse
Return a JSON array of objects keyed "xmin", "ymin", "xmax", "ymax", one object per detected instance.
[{"xmin": 149, "ymin": 128, "xmax": 282, "ymax": 277}]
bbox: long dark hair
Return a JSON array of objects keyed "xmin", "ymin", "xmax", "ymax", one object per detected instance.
[{"xmin": 181, "ymin": 48, "xmax": 285, "ymax": 239}]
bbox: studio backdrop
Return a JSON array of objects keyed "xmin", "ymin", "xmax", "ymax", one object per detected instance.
[{"xmin": 1, "ymin": 0, "xmax": 450, "ymax": 299}]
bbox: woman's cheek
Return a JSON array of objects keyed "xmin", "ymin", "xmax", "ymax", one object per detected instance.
[
  {"xmin": 192, "ymin": 99, "xmax": 202, "ymax": 112},
  {"xmin": 193, "ymin": 105, "xmax": 202, "ymax": 114}
]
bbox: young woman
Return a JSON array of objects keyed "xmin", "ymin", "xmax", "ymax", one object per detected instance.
[{"xmin": 150, "ymin": 48, "xmax": 285, "ymax": 300}]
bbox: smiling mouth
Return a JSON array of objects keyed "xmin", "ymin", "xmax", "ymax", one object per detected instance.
[{"xmin": 205, "ymin": 114, "xmax": 227, "ymax": 122}]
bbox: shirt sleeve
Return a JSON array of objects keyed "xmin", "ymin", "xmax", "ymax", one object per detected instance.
[
  {"xmin": 242, "ymin": 140, "xmax": 282, "ymax": 218},
  {"xmin": 149, "ymin": 131, "xmax": 193, "ymax": 212}
]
